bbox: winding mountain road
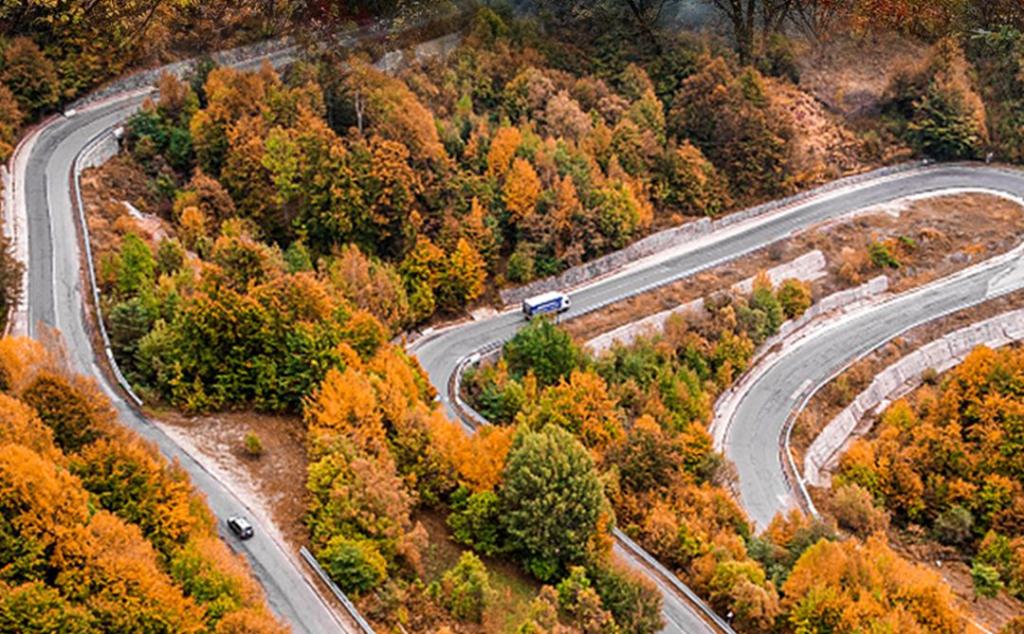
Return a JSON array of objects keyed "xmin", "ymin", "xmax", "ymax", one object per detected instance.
[
  {"xmin": 11, "ymin": 56, "xmax": 358, "ymax": 634},
  {"xmin": 411, "ymin": 164, "xmax": 1024, "ymax": 632},
  {"xmin": 720, "ymin": 201, "xmax": 1024, "ymax": 529},
  {"xmin": 10, "ymin": 26, "xmax": 1024, "ymax": 634}
]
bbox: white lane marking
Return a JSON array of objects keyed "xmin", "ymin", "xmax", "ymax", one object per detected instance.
[
  {"xmin": 986, "ymin": 255, "xmax": 1024, "ymax": 298},
  {"xmin": 791, "ymin": 378, "xmax": 812, "ymax": 401}
]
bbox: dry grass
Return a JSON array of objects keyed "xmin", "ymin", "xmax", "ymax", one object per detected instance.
[
  {"xmin": 81, "ymin": 155, "xmax": 172, "ymax": 259},
  {"xmin": 796, "ymin": 31, "xmax": 928, "ymax": 118},
  {"xmin": 765, "ymin": 76, "xmax": 869, "ymax": 184}
]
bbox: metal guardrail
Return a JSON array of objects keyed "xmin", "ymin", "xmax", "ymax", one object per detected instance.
[
  {"xmin": 300, "ymin": 547, "xmax": 377, "ymax": 634},
  {"xmin": 72, "ymin": 129, "xmax": 146, "ymax": 407},
  {"xmin": 614, "ymin": 529, "xmax": 734, "ymax": 633}
]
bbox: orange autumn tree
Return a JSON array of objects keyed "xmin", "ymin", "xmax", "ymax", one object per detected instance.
[
  {"xmin": 0, "ymin": 336, "xmax": 284, "ymax": 632},
  {"xmin": 835, "ymin": 345, "xmax": 1024, "ymax": 601},
  {"xmin": 781, "ymin": 535, "xmax": 965, "ymax": 633},
  {"xmin": 427, "ymin": 415, "xmax": 514, "ymax": 493},
  {"xmin": 304, "ymin": 340, "xmax": 441, "ymax": 593},
  {"xmin": 517, "ymin": 369, "xmax": 624, "ymax": 455},
  {"xmin": 487, "ymin": 125, "xmax": 523, "ymax": 177},
  {"xmin": 342, "ymin": 58, "xmax": 448, "ymax": 167}
]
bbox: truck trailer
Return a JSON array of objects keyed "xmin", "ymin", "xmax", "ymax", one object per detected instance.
[{"xmin": 522, "ymin": 291, "xmax": 571, "ymax": 319}]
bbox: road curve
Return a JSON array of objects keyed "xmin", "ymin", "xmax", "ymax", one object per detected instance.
[
  {"xmin": 410, "ymin": 164, "xmax": 1024, "ymax": 632},
  {"xmin": 723, "ymin": 208, "xmax": 1024, "ymax": 529},
  {"xmin": 14, "ymin": 72, "xmax": 355, "ymax": 634}
]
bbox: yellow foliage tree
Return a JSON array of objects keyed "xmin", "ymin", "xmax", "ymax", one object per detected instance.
[
  {"xmin": 487, "ymin": 126, "xmax": 522, "ymax": 177},
  {"xmin": 305, "ymin": 366, "xmax": 385, "ymax": 454},
  {"xmin": 503, "ymin": 158, "xmax": 541, "ymax": 225},
  {"xmin": 519, "ymin": 369, "xmax": 624, "ymax": 455},
  {"xmin": 427, "ymin": 414, "xmax": 514, "ymax": 493}
]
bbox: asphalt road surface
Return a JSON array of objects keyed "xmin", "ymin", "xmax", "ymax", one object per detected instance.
[
  {"xmin": 19, "ymin": 85, "xmax": 354, "ymax": 634},
  {"xmin": 411, "ymin": 164, "xmax": 1024, "ymax": 632}
]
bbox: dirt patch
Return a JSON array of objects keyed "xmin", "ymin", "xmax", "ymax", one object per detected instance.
[
  {"xmin": 796, "ymin": 31, "xmax": 928, "ymax": 119},
  {"xmin": 563, "ymin": 193, "xmax": 1024, "ymax": 344},
  {"xmin": 766, "ymin": 76, "xmax": 868, "ymax": 183},
  {"xmin": 888, "ymin": 537, "xmax": 1024, "ymax": 633},
  {"xmin": 153, "ymin": 409, "xmax": 311, "ymax": 550},
  {"xmin": 81, "ymin": 155, "xmax": 173, "ymax": 258}
]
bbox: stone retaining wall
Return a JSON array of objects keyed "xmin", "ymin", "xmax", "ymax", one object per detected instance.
[
  {"xmin": 803, "ymin": 308, "xmax": 1024, "ymax": 486},
  {"xmin": 69, "ymin": 38, "xmax": 297, "ymax": 110},
  {"xmin": 500, "ymin": 218, "xmax": 713, "ymax": 306}
]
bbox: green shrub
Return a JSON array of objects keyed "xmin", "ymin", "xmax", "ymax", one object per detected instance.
[
  {"xmin": 503, "ymin": 319, "xmax": 582, "ymax": 388},
  {"xmin": 437, "ymin": 552, "xmax": 493, "ymax": 623},
  {"xmin": 869, "ymin": 241, "xmax": 901, "ymax": 269},
  {"xmin": 933, "ymin": 505, "xmax": 973, "ymax": 546},
  {"xmin": 507, "ymin": 248, "xmax": 536, "ymax": 284},
  {"xmin": 242, "ymin": 433, "xmax": 264, "ymax": 458},
  {"xmin": 908, "ymin": 87, "xmax": 986, "ymax": 160},
  {"xmin": 971, "ymin": 561, "xmax": 1003, "ymax": 599},
  {"xmin": 319, "ymin": 536, "xmax": 387, "ymax": 595},
  {"xmin": 499, "ymin": 425, "xmax": 607, "ymax": 582},
  {"xmin": 776, "ymin": 278, "xmax": 812, "ymax": 320},
  {"xmin": 476, "ymin": 378, "xmax": 526, "ymax": 424},
  {"xmin": 739, "ymin": 281, "xmax": 784, "ymax": 344},
  {"xmin": 156, "ymin": 238, "xmax": 186, "ymax": 276},
  {"xmin": 751, "ymin": 282, "xmax": 783, "ymax": 327},
  {"xmin": 107, "ymin": 296, "xmax": 157, "ymax": 374},
  {"xmin": 169, "ymin": 538, "xmax": 245, "ymax": 622},
  {"xmin": 447, "ymin": 489, "xmax": 505, "ymax": 556},
  {"xmin": 758, "ymin": 34, "xmax": 800, "ymax": 84},
  {"xmin": 588, "ymin": 564, "xmax": 663, "ymax": 634},
  {"xmin": 115, "ymin": 233, "xmax": 156, "ymax": 299},
  {"xmin": 556, "ymin": 567, "xmax": 616, "ymax": 631}
]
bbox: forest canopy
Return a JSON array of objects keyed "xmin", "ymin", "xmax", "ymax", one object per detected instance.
[{"xmin": 0, "ymin": 337, "xmax": 285, "ymax": 632}]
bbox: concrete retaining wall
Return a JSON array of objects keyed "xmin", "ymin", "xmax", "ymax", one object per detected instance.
[
  {"xmin": 69, "ymin": 38, "xmax": 297, "ymax": 110},
  {"xmin": 762, "ymin": 276, "xmax": 889, "ymax": 353},
  {"xmin": 0, "ymin": 164, "xmax": 13, "ymax": 333},
  {"xmin": 803, "ymin": 308, "xmax": 1024, "ymax": 486},
  {"xmin": 80, "ymin": 134, "xmax": 120, "ymax": 171},
  {"xmin": 499, "ymin": 162, "xmax": 925, "ymax": 306},
  {"xmin": 586, "ymin": 250, "xmax": 827, "ymax": 355}
]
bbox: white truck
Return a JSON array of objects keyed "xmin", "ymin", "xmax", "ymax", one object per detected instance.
[{"xmin": 521, "ymin": 291, "xmax": 571, "ymax": 320}]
